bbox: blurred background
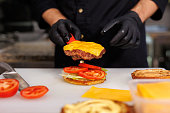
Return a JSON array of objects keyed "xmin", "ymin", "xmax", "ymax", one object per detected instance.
[{"xmin": 0, "ymin": 0, "xmax": 170, "ymax": 69}]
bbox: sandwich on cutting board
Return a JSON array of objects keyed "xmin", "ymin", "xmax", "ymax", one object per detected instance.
[{"xmin": 61, "ymin": 63, "xmax": 107, "ymax": 85}]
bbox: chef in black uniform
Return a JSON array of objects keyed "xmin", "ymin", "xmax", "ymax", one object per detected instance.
[{"xmin": 30, "ymin": 0, "xmax": 167, "ymax": 68}]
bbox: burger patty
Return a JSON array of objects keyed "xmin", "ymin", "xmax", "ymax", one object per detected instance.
[{"xmin": 64, "ymin": 49, "xmax": 106, "ymax": 60}]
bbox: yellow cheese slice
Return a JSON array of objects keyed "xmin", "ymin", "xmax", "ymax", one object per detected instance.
[
  {"xmin": 137, "ymin": 82, "xmax": 170, "ymax": 99},
  {"xmin": 82, "ymin": 86, "xmax": 132, "ymax": 102},
  {"xmin": 137, "ymin": 82, "xmax": 170, "ymax": 113},
  {"xmin": 137, "ymin": 84, "xmax": 153, "ymax": 98},
  {"xmin": 63, "ymin": 41, "xmax": 104, "ymax": 56}
]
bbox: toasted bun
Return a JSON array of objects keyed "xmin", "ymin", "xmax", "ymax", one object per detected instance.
[
  {"xmin": 61, "ymin": 99, "xmax": 131, "ymax": 113},
  {"xmin": 131, "ymin": 69, "xmax": 170, "ymax": 79},
  {"xmin": 63, "ymin": 76, "xmax": 106, "ymax": 85}
]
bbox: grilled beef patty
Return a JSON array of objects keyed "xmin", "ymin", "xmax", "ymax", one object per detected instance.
[{"xmin": 64, "ymin": 49, "xmax": 106, "ymax": 60}]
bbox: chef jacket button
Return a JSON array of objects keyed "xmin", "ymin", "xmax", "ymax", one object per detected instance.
[
  {"xmin": 78, "ymin": 8, "xmax": 83, "ymax": 13},
  {"xmin": 81, "ymin": 34, "xmax": 84, "ymax": 39}
]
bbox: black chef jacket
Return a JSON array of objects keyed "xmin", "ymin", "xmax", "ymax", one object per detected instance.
[{"xmin": 31, "ymin": 0, "xmax": 168, "ymax": 68}]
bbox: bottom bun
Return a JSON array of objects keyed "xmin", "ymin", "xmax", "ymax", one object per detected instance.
[
  {"xmin": 131, "ymin": 69, "xmax": 170, "ymax": 79},
  {"xmin": 61, "ymin": 99, "xmax": 131, "ymax": 113},
  {"xmin": 63, "ymin": 77, "xmax": 106, "ymax": 85}
]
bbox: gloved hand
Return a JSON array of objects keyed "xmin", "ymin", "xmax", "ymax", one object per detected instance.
[
  {"xmin": 49, "ymin": 19, "xmax": 81, "ymax": 46},
  {"xmin": 101, "ymin": 11, "xmax": 143, "ymax": 49}
]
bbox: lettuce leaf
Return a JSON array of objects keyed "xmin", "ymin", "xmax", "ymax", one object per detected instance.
[
  {"xmin": 60, "ymin": 72, "xmax": 87, "ymax": 80},
  {"xmin": 101, "ymin": 68, "xmax": 108, "ymax": 72}
]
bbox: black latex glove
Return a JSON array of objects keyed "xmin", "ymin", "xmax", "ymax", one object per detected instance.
[
  {"xmin": 49, "ymin": 19, "xmax": 81, "ymax": 46},
  {"xmin": 101, "ymin": 11, "xmax": 143, "ymax": 49}
]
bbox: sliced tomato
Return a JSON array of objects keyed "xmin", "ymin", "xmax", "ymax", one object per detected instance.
[
  {"xmin": 64, "ymin": 66, "xmax": 88, "ymax": 73},
  {"xmin": 78, "ymin": 63, "xmax": 101, "ymax": 70},
  {"xmin": 20, "ymin": 86, "xmax": 49, "ymax": 99},
  {"xmin": 78, "ymin": 70, "xmax": 105, "ymax": 80},
  {"xmin": 0, "ymin": 79, "xmax": 19, "ymax": 98}
]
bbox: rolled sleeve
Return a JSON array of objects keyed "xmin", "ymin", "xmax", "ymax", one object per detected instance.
[
  {"xmin": 31, "ymin": 0, "xmax": 57, "ymax": 28},
  {"xmin": 151, "ymin": 0, "xmax": 168, "ymax": 20}
]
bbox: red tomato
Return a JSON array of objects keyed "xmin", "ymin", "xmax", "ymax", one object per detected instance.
[
  {"xmin": 0, "ymin": 79, "xmax": 19, "ymax": 98},
  {"xmin": 78, "ymin": 70, "xmax": 105, "ymax": 80},
  {"xmin": 78, "ymin": 63, "xmax": 101, "ymax": 70},
  {"xmin": 20, "ymin": 86, "xmax": 49, "ymax": 99},
  {"xmin": 64, "ymin": 66, "xmax": 88, "ymax": 73}
]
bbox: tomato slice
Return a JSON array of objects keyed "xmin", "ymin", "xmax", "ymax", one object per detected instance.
[
  {"xmin": 78, "ymin": 63, "xmax": 101, "ymax": 70},
  {"xmin": 20, "ymin": 86, "xmax": 49, "ymax": 99},
  {"xmin": 78, "ymin": 70, "xmax": 105, "ymax": 80},
  {"xmin": 64, "ymin": 66, "xmax": 88, "ymax": 73},
  {"xmin": 0, "ymin": 79, "xmax": 19, "ymax": 98}
]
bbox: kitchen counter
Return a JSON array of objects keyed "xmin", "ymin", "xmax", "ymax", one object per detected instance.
[
  {"xmin": 0, "ymin": 68, "xmax": 147, "ymax": 113},
  {"xmin": 0, "ymin": 40, "xmax": 55, "ymax": 68}
]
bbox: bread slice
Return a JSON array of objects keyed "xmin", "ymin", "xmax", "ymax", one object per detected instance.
[
  {"xmin": 131, "ymin": 69, "xmax": 170, "ymax": 79},
  {"xmin": 63, "ymin": 41, "xmax": 106, "ymax": 60},
  {"xmin": 61, "ymin": 99, "xmax": 131, "ymax": 113},
  {"xmin": 63, "ymin": 76, "xmax": 106, "ymax": 85}
]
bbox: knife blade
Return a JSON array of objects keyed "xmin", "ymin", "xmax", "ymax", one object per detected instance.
[{"xmin": 0, "ymin": 62, "xmax": 30, "ymax": 91}]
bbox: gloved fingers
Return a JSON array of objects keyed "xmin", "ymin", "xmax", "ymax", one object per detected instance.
[
  {"xmin": 66, "ymin": 21, "xmax": 81, "ymax": 40},
  {"xmin": 109, "ymin": 25, "xmax": 128, "ymax": 46},
  {"xmin": 119, "ymin": 29, "xmax": 138, "ymax": 49},
  {"xmin": 71, "ymin": 26, "xmax": 81, "ymax": 40},
  {"xmin": 57, "ymin": 23, "xmax": 71, "ymax": 42},
  {"xmin": 114, "ymin": 26, "xmax": 133, "ymax": 47},
  {"xmin": 49, "ymin": 29, "xmax": 65, "ymax": 46},
  {"xmin": 101, "ymin": 20, "xmax": 119, "ymax": 35},
  {"xmin": 134, "ymin": 30, "xmax": 141, "ymax": 48}
]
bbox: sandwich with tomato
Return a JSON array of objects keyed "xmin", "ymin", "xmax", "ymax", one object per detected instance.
[{"xmin": 61, "ymin": 63, "xmax": 107, "ymax": 85}]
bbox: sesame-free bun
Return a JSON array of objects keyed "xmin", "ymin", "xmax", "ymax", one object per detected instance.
[
  {"xmin": 63, "ymin": 76, "xmax": 106, "ymax": 85},
  {"xmin": 61, "ymin": 99, "xmax": 131, "ymax": 113},
  {"xmin": 131, "ymin": 69, "xmax": 170, "ymax": 79}
]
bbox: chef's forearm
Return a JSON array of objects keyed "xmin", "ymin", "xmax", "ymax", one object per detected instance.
[
  {"xmin": 42, "ymin": 8, "xmax": 66, "ymax": 26},
  {"xmin": 131, "ymin": 0, "xmax": 158, "ymax": 23}
]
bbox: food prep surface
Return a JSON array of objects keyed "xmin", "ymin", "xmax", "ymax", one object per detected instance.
[{"xmin": 0, "ymin": 68, "xmax": 147, "ymax": 113}]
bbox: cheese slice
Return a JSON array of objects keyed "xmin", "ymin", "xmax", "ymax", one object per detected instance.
[
  {"xmin": 63, "ymin": 41, "xmax": 104, "ymax": 56},
  {"xmin": 137, "ymin": 82, "xmax": 170, "ymax": 99},
  {"xmin": 137, "ymin": 82, "xmax": 170, "ymax": 113},
  {"xmin": 82, "ymin": 86, "xmax": 132, "ymax": 102}
]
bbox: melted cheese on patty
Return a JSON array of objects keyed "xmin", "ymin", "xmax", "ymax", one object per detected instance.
[{"xmin": 63, "ymin": 41, "xmax": 104, "ymax": 56}]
